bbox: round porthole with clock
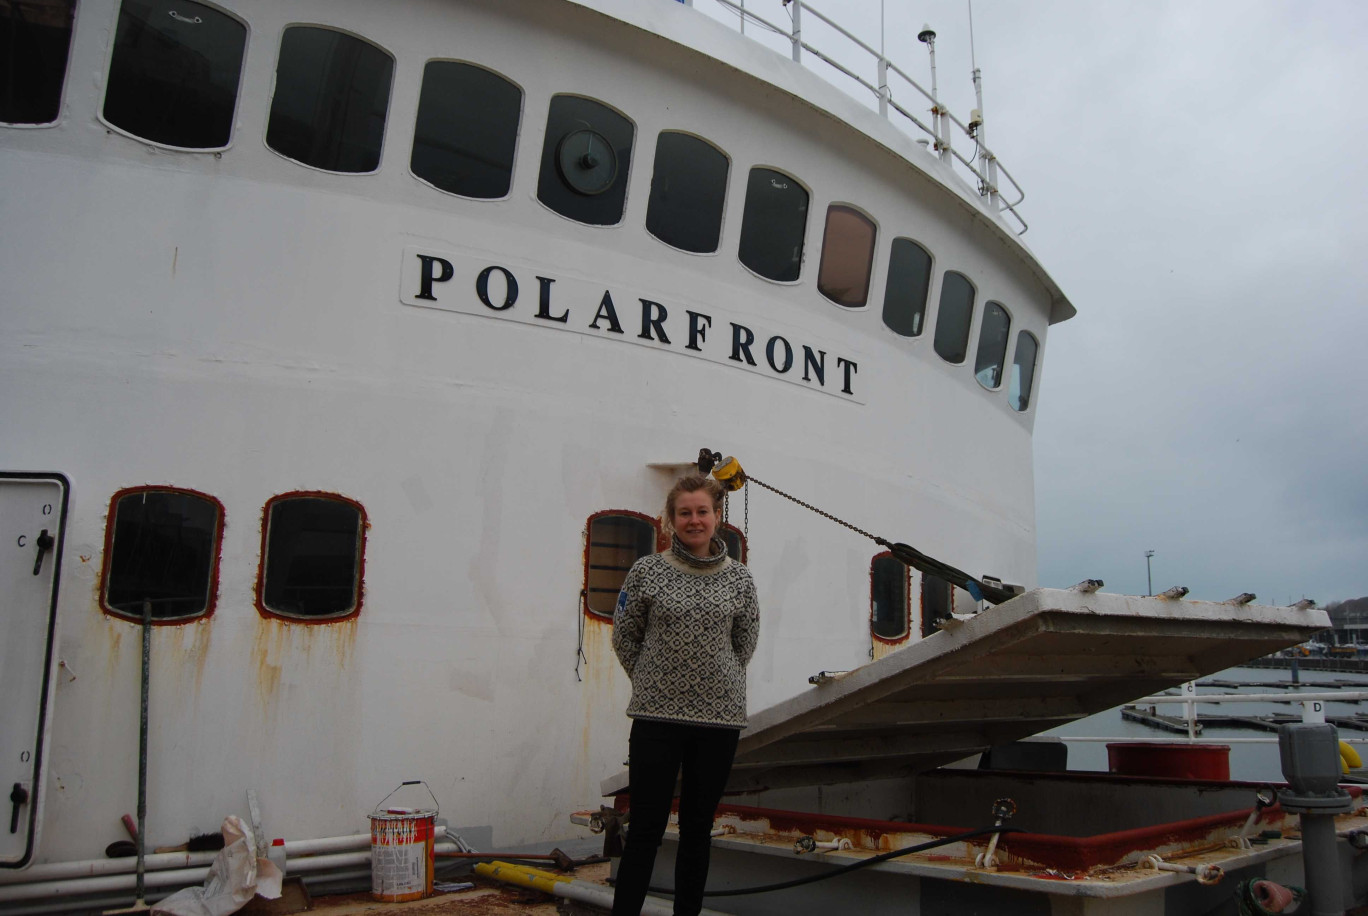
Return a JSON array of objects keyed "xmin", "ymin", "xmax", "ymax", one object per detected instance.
[{"xmin": 555, "ymin": 128, "xmax": 617, "ymax": 195}]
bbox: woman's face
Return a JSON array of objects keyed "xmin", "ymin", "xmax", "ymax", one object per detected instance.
[{"xmin": 672, "ymin": 490, "xmax": 720, "ymax": 556}]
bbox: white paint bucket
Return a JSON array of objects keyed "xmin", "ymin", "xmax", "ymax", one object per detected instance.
[{"xmin": 369, "ymin": 781, "xmax": 438, "ymax": 902}]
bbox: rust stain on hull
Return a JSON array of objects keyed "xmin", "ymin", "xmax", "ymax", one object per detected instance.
[
  {"xmin": 578, "ymin": 613, "xmax": 615, "ymax": 775},
  {"xmin": 251, "ymin": 612, "xmax": 359, "ymax": 709}
]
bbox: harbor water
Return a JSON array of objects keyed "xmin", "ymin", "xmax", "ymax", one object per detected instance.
[{"xmin": 1043, "ymin": 665, "xmax": 1368, "ymax": 782}]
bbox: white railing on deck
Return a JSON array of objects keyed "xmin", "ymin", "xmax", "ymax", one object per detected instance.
[
  {"xmin": 699, "ymin": 0, "xmax": 1028, "ymax": 235},
  {"xmin": 1058, "ymin": 688, "xmax": 1368, "ymax": 747}
]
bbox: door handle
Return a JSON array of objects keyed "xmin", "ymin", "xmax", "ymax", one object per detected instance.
[
  {"xmin": 9, "ymin": 783, "xmax": 27, "ymax": 834},
  {"xmin": 32, "ymin": 529, "xmax": 54, "ymax": 576}
]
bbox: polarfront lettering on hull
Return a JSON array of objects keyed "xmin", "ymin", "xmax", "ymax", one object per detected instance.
[{"xmin": 402, "ymin": 248, "xmax": 862, "ymax": 400}]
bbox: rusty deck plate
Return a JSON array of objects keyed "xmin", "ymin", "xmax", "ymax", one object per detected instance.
[{"xmin": 603, "ymin": 588, "xmax": 1328, "ymax": 795}]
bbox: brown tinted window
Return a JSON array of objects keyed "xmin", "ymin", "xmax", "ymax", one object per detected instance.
[
  {"xmin": 817, "ymin": 205, "xmax": 876, "ymax": 307},
  {"xmin": 585, "ymin": 513, "xmax": 657, "ymax": 617}
]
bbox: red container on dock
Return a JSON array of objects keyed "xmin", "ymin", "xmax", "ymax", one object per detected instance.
[{"xmin": 1106, "ymin": 743, "xmax": 1231, "ymax": 780}]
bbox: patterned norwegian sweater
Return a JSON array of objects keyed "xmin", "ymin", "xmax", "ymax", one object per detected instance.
[{"xmin": 612, "ymin": 548, "xmax": 760, "ymax": 729}]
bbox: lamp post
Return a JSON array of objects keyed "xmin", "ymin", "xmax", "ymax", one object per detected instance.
[{"xmin": 1145, "ymin": 550, "xmax": 1155, "ymax": 597}]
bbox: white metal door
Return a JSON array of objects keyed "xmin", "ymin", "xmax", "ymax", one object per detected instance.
[{"xmin": 1, "ymin": 473, "xmax": 68, "ymax": 868}]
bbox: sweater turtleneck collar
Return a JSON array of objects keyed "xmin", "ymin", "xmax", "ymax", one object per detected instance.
[{"xmin": 670, "ymin": 533, "xmax": 729, "ymax": 569}]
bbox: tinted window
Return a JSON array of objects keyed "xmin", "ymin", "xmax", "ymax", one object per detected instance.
[
  {"xmin": 882, "ymin": 238, "xmax": 932, "ymax": 337},
  {"xmin": 102, "ymin": 488, "xmax": 222, "ymax": 621},
  {"xmin": 721, "ymin": 524, "xmax": 747, "ymax": 563},
  {"xmin": 974, "ymin": 301, "xmax": 1011, "ymax": 390},
  {"xmin": 646, "ymin": 131, "xmax": 728, "ymax": 253},
  {"xmin": 585, "ymin": 513, "xmax": 656, "ymax": 617},
  {"xmin": 260, "ymin": 495, "xmax": 365, "ymax": 618},
  {"xmin": 817, "ymin": 205, "xmax": 876, "ymax": 307},
  {"xmin": 537, "ymin": 95, "xmax": 634, "ymax": 226},
  {"xmin": 0, "ymin": 0, "xmax": 75, "ymax": 124},
  {"xmin": 921, "ymin": 574, "xmax": 953, "ymax": 637},
  {"xmin": 266, "ymin": 27, "xmax": 394, "ymax": 173},
  {"xmin": 102, "ymin": 0, "xmax": 246, "ymax": 148},
  {"xmin": 933, "ymin": 270, "xmax": 975, "ymax": 364},
  {"xmin": 1010, "ymin": 331, "xmax": 1039, "ymax": 412},
  {"xmin": 738, "ymin": 167, "xmax": 807, "ymax": 281},
  {"xmin": 871, "ymin": 554, "xmax": 908, "ymax": 640},
  {"xmin": 411, "ymin": 61, "xmax": 521, "ymax": 199}
]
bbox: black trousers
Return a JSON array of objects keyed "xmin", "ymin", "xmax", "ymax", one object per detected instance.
[{"xmin": 611, "ymin": 719, "xmax": 740, "ymax": 916}]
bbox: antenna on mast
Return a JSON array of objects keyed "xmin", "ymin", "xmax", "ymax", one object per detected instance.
[
  {"xmin": 966, "ymin": 0, "xmax": 999, "ymax": 209},
  {"xmin": 968, "ymin": 0, "xmax": 978, "ymax": 72}
]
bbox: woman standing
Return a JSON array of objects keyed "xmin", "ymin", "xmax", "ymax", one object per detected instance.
[{"xmin": 611, "ymin": 474, "xmax": 761, "ymax": 916}]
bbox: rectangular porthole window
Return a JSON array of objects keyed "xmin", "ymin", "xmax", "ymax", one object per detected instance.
[
  {"xmin": 258, "ymin": 493, "xmax": 366, "ymax": 620},
  {"xmin": 882, "ymin": 238, "xmax": 932, "ymax": 337},
  {"xmin": 537, "ymin": 95, "xmax": 634, "ymax": 226},
  {"xmin": 974, "ymin": 301, "xmax": 1011, "ymax": 390},
  {"xmin": 738, "ymin": 167, "xmax": 807, "ymax": 282},
  {"xmin": 1, "ymin": 0, "xmax": 76, "ymax": 125},
  {"xmin": 101, "ymin": 0, "xmax": 247, "ymax": 148},
  {"xmin": 817, "ymin": 204, "xmax": 876, "ymax": 307},
  {"xmin": 1010, "ymin": 331, "xmax": 1040, "ymax": 412},
  {"xmin": 411, "ymin": 60, "xmax": 522, "ymax": 199},
  {"xmin": 645, "ymin": 131, "xmax": 729, "ymax": 253},
  {"xmin": 266, "ymin": 26, "xmax": 394, "ymax": 173},
  {"xmin": 933, "ymin": 270, "xmax": 975, "ymax": 364},
  {"xmin": 584, "ymin": 512, "xmax": 657, "ymax": 618},
  {"xmin": 871, "ymin": 553, "xmax": 909, "ymax": 641},
  {"xmin": 101, "ymin": 487, "xmax": 223, "ymax": 622},
  {"xmin": 921, "ymin": 574, "xmax": 953, "ymax": 637}
]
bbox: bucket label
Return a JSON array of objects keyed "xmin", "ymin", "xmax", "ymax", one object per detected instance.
[{"xmin": 371, "ymin": 814, "xmax": 435, "ymax": 901}]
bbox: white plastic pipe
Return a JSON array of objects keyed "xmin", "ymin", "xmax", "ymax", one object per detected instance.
[
  {"xmin": 282, "ymin": 824, "xmax": 447, "ymax": 856},
  {"xmin": 0, "ymin": 850, "xmax": 217, "ymax": 885},
  {"xmin": 0, "ymin": 826, "xmax": 458, "ymax": 902},
  {"xmin": 0, "ymin": 866, "xmax": 209, "ymax": 903},
  {"xmin": 281, "ymin": 832, "xmax": 371, "ymax": 856}
]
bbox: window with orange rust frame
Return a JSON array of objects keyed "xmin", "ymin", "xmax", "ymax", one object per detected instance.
[
  {"xmin": 583, "ymin": 510, "xmax": 662, "ymax": 620},
  {"xmin": 256, "ymin": 491, "xmax": 367, "ymax": 623},
  {"xmin": 99, "ymin": 485, "xmax": 225, "ymax": 625},
  {"xmin": 870, "ymin": 550, "xmax": 911, "ymax": 647}
]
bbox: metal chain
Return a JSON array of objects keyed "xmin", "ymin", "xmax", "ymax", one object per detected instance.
[{"xmin": 746, "ymin": 475, "xmax": 880, "ymax": 544}]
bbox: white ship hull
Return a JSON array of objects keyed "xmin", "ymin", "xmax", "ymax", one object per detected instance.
[{"xmin": 7, "ymin": 0, "xmax": 1065, "ymax": 881}]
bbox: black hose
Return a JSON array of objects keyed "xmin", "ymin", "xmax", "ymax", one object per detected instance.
[{"xmin": 648, "ymin": 824, "xmax": 1024, "ymax": 898}]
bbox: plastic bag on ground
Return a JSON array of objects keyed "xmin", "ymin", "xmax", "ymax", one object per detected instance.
[{"xmin": 152, "ymin": 815, "xmax": 283, "ymax": 916}]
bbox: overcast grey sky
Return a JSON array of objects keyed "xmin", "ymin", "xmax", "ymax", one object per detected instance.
[{"xmin": 698, "ymin": 1, "xmax": 1368, "ymax": 605}]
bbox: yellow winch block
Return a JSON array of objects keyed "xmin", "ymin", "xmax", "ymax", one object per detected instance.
[{"xmin": 712, "ymin": 455, "xmax": 746, "ymax": 491}]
